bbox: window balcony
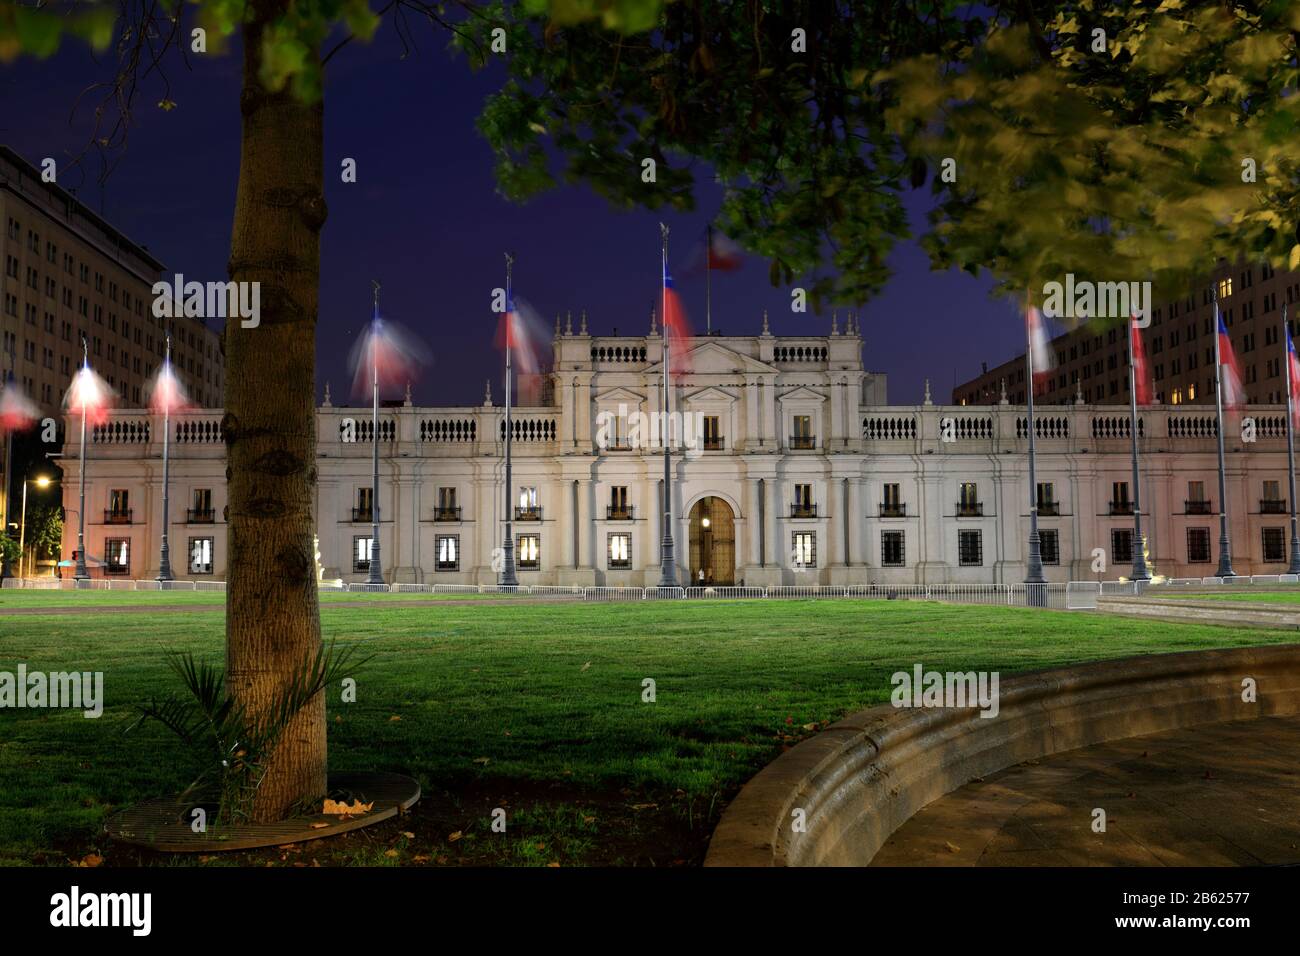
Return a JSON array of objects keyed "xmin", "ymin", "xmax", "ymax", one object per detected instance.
[
  {"xmin": 1108, "ymin": 501, "xmax": 1133, "ymax": 516},
  {"xmin": 606, "ymin": 506, "xmax": 635, "ymax": 520},
  {"xmin": 186, "ymin": 508, "xmax": 215, "ymax": 523},
  {"xmin": 104, "ymin": 509, "xmax": 133, "ymax": 524},
  {"xmin": 1036, "ymin": 501, "xmax": 1060, "ymax": 517},
  {"xmin": 790, "ymin": 503, "xmax": 817, "ymax": 518},
  {"xmin": 1185, "ymin": 500, "xmax": 1213, "ymax": 515},
  {"xmin": 433, "ymin": 506, "xmax": 462, "ymax": 522},
  {"xmin": 514, "ymin": 506, "xmax": 543, "ymax": 521},
  {"xmin": 788, "ymin": 435, "xmax": 816, "ymax": 450},
  {"xmin": 879, "ymin": 503, "xmax": 907, "ymax": 518},
  {"xmin": 702, "ymin": 437, "xmax": 725, "ymax": 451},
  {"xmin": 1260, "ymin": 499, "xmax": 1288, "ymax": 514},
  {"xmin": 351, "ymin": 507, "xmax": 374, "ymax": 522},
  {"xmin": 956, "ymin": 502, "xmax": 983, "ymax": 517}
]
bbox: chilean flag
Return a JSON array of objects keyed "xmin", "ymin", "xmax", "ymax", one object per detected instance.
[
  {"xmin": 1130, "ymin": 317, "xmax": 1153, "ymax": 405},
  {"xmin": 662, "ymin": 265, "xmax": 694, "ymax": 376},
  {"xmin": 1025, "ymin": 304, "xmax": 1054, "ymax": 392},
  {"xmin": 1287, "ymin": 323, "xmax": 1300, "ymax": 427},
  {"xmin": 706, "ymin": 227, "xmax": 743, "ymax": 272},
  {"xmin": 1217, "ymin": 314, "xmax": 1246, "ymax": 409}
]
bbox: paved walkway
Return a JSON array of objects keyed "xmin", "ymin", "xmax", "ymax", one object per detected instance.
[{"xmin": 871, "ymin": 715, "xmax": 1300, "ymax": 866}]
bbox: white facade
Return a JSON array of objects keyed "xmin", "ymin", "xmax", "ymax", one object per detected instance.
[{"xmin": 58, "ymin": 325, "xmax": 1300, "ymax": 585}]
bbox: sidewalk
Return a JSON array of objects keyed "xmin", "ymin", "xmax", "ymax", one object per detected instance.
[{"xmin": 871, "ymin": 715, "xmax": 1300, "ymax": 866}]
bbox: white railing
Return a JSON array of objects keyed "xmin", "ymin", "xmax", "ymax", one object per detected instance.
[{"xmin": 4, "ymin": 574, "xmax": 1299, "ymax": 607}]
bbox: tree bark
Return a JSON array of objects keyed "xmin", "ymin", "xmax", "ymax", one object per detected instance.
[{"xmin": 224, "ymin": 3, "xmax": 328, "ymax": 822}]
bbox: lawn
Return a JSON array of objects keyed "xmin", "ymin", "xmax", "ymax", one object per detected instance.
[
  {"xmin": 1155, "ymin": 589, "xmax": 1300, "ymax": 604},
  {"xmin": 1, "ymin": 596, "xmax": 1291, "ymax": 867}
]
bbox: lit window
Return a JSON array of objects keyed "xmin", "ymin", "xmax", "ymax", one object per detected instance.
[
  {"xmin": 436, "ymin": 535, "xmax": 459, "ymax": 571},
  {"xmin": 188, "ymin": 537, "xmax": 214, "ymax": 575},
  {"xmin": 105, "ymin": 538, "xmax": 130, "ymax": 574},
  {"xmin": 608, "ymin": 533, "xmax": 631, "ymax": 569},
  {"xmin": 517, "ymin": 534, "xmax": 540, "ymax": 569},
  {"xmin": 792, "ymin": 532, "xmax": 816, "ymax": 569},
  {"xmin": 353, "ymin": 536, "xmax": 373, "ymax": 572}
]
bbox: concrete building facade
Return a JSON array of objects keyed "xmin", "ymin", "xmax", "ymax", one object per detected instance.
[{"xmin": 58, "ymin": 325, "xmax": 1300, "ymax": 585}]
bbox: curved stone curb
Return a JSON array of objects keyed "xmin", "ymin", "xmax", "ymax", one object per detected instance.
[{"xmin": 704, "ymin": 645, "xmax": 1300, "ymax": 867}]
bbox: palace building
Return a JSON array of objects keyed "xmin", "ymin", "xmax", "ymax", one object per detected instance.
[{"xmin": 58, "ymin": 317, "xmax": 1300, "ymax": 585}]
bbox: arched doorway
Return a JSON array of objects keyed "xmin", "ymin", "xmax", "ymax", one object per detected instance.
[{"xmin": 688, "ymin": 496, "xmax": 736, "ymax": 586}]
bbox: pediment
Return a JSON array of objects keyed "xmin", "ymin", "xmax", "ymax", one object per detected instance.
[
  {"xmin": 777, "ymin": 385, "xmax": 826, "ymax": 404},
  {"xmin": 683, "ymin": 386, "xmax": 738, "ymax": 406},
  {"xmin": 593, "ymin": 386, "xmax": 646, "ymax": 406},
  {"xmin": 646, "ymin": 340, "xmax": 777, "ymax": 376}
]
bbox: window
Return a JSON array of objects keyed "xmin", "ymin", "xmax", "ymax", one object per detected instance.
[
  {"xmin": 609, "ymin": 485, "xmax": 631, "ymax": 519},
  {"xmin": 436, "ymin": 535, "xmax": 459, "ymax": 571},
  {"xmin": 190, "ymin": 488, "xmax": 214, "ymax": 522},
  {"xmin": 436, "ymin": 487, "xmax": 459, "ymax": 521},
  {"xmin": 608, "ymin": 533, "xmax": 631, "ymax": 569},
  {"xmin": 105, "ymin": 538, "xmax": 130, "ymax": 575},
  {"xmin": 516, "ymin": 487, "xmax": 540, "ymax": 520},
  {"xmin": 1039, "ymin": 529, "xmax": 1059, "ymax": 565},
  {"xmin": 958, "ymin": 530, "xmax": 983, "ymax": 566},
  {"xmin": 353, "ymin": 536, "xmax": 373, "ymax": 571},
  {"xmin": 791, "ymin": 415, "xmax": 814, "ymax": 449},
  {"xmin": 792, "ymin": 483, "xmax": 815, "ymax": 517},
  {"xmin": 1036, "ymin": 482, "xmax": 1056, "ymax": 515},
  {"xmin": 792, "ymin": 531, "xmax": 817, "ymax": 568},
  {"xmin": 1110, "ymin": 481, "xmax": 1131, "ymax": 514},
  {"xmin": 1263, "ymin": 528, "xmax": 1286, "ymax": 564},
  {"xmin": 881, "ymin": 531, "xmax": 905, "ymax": 567},
  {"xmin": 1112, "ymin": 528, "xmax": 1134, "ymax": 565},
  {"xmin": 188, "ymin": 538, "xmax": 214, "ymax": 575},
  {"xmin": 517, "ymin": 534, "xmax": 540, "ymax": 569},
  {"xmin": 881, "ymin": 483, "xmax": 903, "ymax": 517},
  {"xmin": 1187, "ymin": 527, "xmax": 1212, "ymax": 564},
  {"xmin": 109, "ymin": 489, "xmax": 130, "ymax": 521},
  {"xmin": 702, "ymin": 415, "xmax": 722, "ymax": 450},
  {"xmin": 355, "ymin": 487, "xmax": 373, "ymax": 521},
  {"xmin": 958, "ymin": 482, "xmax": 980, "ymax": 516}
]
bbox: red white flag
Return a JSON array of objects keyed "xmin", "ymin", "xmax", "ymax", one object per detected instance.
[{"xmin": 1130, "ymin": 317, "xmax": 1153, "ymax": 405}]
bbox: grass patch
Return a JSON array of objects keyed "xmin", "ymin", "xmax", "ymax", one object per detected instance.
[
  {"xmin": 1, "ymin": 596, "xmax": 1289, "ymax": 866},
  {"xmin": 1155, "ymin": 589, "xmax": 1300, "ymax": 604}
]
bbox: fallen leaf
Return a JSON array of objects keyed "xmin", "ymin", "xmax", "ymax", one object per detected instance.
[
  {"xmin": 802, "ymin": 722, "xmax": 817, "ymax": 731},
  {"xmin": 384, "ymin": 849, "xmax": 399, "ymax": 858},
  {"xmin": 310, "ymin": 822, "xmax": 329, "ymax": 829},
  {"xmin": 401, "ymin": 831, "xmax": 415, "ymax": 840},
  {"xmin": 535, "ymin": 842, "xmax": 546, "ymax": 850},
  {"xmin": 629, "ymin": 803, "xmax": 658, "ymax": 811},
  {"xmin": 547, "ymin": 862, "xmax": 560, "ymax": 868},
  {"xmin": 472, "ymin": 756, "xmax": 490, "ymax": 765},
  {"xmin": 944, "ymin": 841, "xmax": 961, "ymax": 854},
  {"xmin": 448, "ymin": 831, "xmax": 463, "ymax": 842},
  {"xmin": 322, "ymin": 798, "xmax": 374, "ymax": 816},
  {"xmin": 581, "ymin": 661, "xmax": 591, "ymax": 671},
  {"xmin": 389, "ymin": 715, "xmax": 402, "ymax": 722},
  {"xmin": 79, "ymin": 853, "xmax": 103, "ymax": 868},
  {"xmin": 582, "ymin": 815, "xmax": 596, "ymax": 824}
]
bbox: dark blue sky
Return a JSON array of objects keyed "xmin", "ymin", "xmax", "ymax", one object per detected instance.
[{"xmin": 1, "ymin": 23, "xmax": 1022, "ymax": 406}]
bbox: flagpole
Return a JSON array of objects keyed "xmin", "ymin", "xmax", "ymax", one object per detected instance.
[
  {"xmin": 705, "ymin": 224, "xmax": 712, "ymax": 335},
  {"xmin": 74, "ymin": 336, "xmax": 89, "ymax": 584},
  {"xmin": 156, "ymin": 334, "xmax": 175, "ymax": 582},
  {"xmin": 1127, "ymin": 319, "xmax": 1150, "ymax": 581},
  {"xmin": 1284, "ymin": 304, "xmax": 1300, "ymax": 575},
  {"xmin": 0, "ymin": 347, "xmax": 13, "ymax": 579},
  {"xmin": 367, "ymin": 281, "xmax": 384, "ymax": 585},
  {"xmin": 500, "ymin": 253, "xmax": 519, "ymax": 588},
  {"xmin": 1212, "ymin": 290, "xmax": 1236, "ymax": 578},
  {"xmin": 1023, "ymin": 303, "xmax": 1046, "ymax": 601},
  {"xmin": 657, "ymin": 223, "xmax": 677, "ymax": 589}
]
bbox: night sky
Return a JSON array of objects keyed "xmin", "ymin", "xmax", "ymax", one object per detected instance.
[{"xmin": 1, "ymin": 24, "xmax": 1023, "ymax": 408}]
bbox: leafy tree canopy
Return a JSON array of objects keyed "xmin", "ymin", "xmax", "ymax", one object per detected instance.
[{"xmin": 878, "ymin": 0, "xmax": 1300, "ymax": 312}]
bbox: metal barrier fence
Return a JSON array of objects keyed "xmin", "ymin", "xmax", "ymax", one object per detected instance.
[{"xmin": 4, "ymin": 574, "xmax": 1299, "ymax": 609}]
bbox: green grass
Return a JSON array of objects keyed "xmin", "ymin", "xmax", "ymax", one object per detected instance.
[
  {"xmin": 1156, "ymin": 589, "xmax": 1300, "ymax": 604},
  {"xmin": 1, "ymin": 596, "xmax": 1291, "ymax": 866}
]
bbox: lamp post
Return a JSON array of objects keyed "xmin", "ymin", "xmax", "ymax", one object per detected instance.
[
  {"xmin": 657, "ymin": 223, "xmax": 677, "ymax": 589},
  {"xmin": 499, "ymin": 253, "xmax": 519, "ymax": 588},
  {"xmin": 157, "ymin": 335, "xmax": 175, "ymax": 582},
  {"xmin": 1023, "ymin": 303, "xmax": 1046, "ymax": 606},
  {"xmin": 1127, "ymin": 318, "xmax": 1151, "ymax": 581},
  {"xmin": 365, "ymin": 282, "xmax": 385, "ymax": 586},
  {"xmin": 1212, "ymin": 290, "xmax": 1235, "ymax": 578},
  {"xmin": 74, "ymin": 337, "xmax": 90, "ymax": 584},
  {"xmin": 1285, "ymin": 304, "xmax": 1300, "ymax": 575},
  {"xmin": 19, "ymin": 475, "xmax": 52, "ymax": 579}
]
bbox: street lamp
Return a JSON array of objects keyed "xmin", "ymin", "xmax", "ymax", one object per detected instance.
[{"xmin": 19, "ymin": 474, "xmax": 52, "ymax": 579}]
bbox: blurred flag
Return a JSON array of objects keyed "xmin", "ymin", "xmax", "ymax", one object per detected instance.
[
  {"xmin": 662, "ymin": 266, "xmax": 694, "ymax": 376},
  {"xmin": 349, "ymin": 304, "xmax": 431, "ymax": 400},
  {"xmin": 493, "ymin": 294, "xmax": 550, "ymax": 376},
  {"xmin": 1025, "ymin": 304, "xmax": 1055, "ymax": 390},
  {"xmin": 148, "ymin": 359, "xmax": 191, "ymax": 415},
  {"xmin": 64, "ymin": 365, "xmax": 115, "ymax": 426},
  {"xmin": 1130, "ymin": 317, "xmax": 1153, "ymax": 405},
  {"xmin": 1287, "ymin": 323, "xmax": 1300, "ymax": 427},
  {"xmin": 706, "ymin": 226, "xmax": 743, "ymax": 272},
  {"xmin": 1217, "ymin": 314, "xmax": 1246, "ymax": 409},
  {"xmin": 0, "ymin": 375, "xmax": 38, "ymax": 432}
]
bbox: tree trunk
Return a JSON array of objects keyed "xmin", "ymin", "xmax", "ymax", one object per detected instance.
[{"xmin": 224, "ymin": 4, "xmax": 328, "ymax": 823}]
